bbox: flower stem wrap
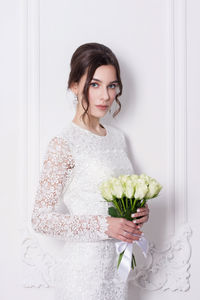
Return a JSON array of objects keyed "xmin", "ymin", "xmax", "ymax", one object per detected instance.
[{"xmin": 115, "ymin": 235, "xmax": 149, "ymax": 281}]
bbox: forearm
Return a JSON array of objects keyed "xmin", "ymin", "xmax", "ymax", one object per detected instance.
[{"xmin": 31, "ymin": 210, "xmax": 112, "ymax": 242}]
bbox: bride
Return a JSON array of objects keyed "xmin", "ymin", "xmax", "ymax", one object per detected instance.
[{"xmin": 31, "ymin": 42, "xmax": 150, "ymax": 300}]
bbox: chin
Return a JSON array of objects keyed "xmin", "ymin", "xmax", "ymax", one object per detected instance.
[
  {"xmin": 97, "ymin": 111, "xmax": 107, "ymax": 117},
  {"xmin": 91, "ymin": 110, "xmax": 107, "ymax": 117}
]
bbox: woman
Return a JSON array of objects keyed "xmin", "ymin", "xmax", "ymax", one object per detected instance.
[{"xmin": 31, "ymin": 42, "xmax": 150, "ymax": 300}]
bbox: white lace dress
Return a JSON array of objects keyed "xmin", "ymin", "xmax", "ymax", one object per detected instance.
[{"xmin": 31, "ymin": 120, "xmax": 134, "ymax": 300}]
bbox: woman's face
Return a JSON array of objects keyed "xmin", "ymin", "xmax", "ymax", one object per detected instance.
[{"xmin": 72, "ymin": 64, "xmax": 119, "ymax": 118}]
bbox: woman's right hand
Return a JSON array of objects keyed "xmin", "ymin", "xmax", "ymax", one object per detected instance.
[{"xmin": 105, "ymin": 216, "xmax": 143, "ymax": 243}]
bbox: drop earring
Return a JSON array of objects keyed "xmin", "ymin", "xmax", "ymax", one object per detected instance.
[{"xmin": 73, "ymin": 94, "xmax": 78, "ymax": 104}]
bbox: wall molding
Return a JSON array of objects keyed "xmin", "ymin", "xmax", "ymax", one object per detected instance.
[
  {"xmin": 21, "ymin": 228, "xmax": 57, "ymax": 288},
  {"xmin": 21, "ymin": 223, "xmax": 192, "ymax": 290},
  {"xmin": 19, "ymin": 0, "xmax": 192, "ymax": 292},
  {"xmin": 129, "ymin": 223, "xmax": 192, "ymax": 292}
]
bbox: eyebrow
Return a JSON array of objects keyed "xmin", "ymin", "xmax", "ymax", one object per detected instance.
[{"xmin": 92, "ymin": 78, "xmax": 119, "ymax": 84}]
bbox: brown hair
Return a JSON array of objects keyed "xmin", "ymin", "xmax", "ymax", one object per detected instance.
[{"xmin": 67, "ymin": 42, "xmax": 123, "ymax": 123}]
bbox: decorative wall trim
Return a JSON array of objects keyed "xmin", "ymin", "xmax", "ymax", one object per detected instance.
[
  {"xmin": 129, "ymin": 223, "xmax": 192, "ymax": 292},
  {"xmin": 19, "ymin": 0, "xmax": 192, "ymax": 292},
  {"xmin": 18, "ymin": 0, "xmax": 42, "ymax": 287},
  {"xmin": 21, "ymin": 227, "xmax": 57, "ymax": 288},
  {"xmin": 21, "ymin": 223, "xmax": 192, "ymax": 290},
  {"xmin": 173, "ymin": 0, "xmax": 188, "ymax": 227},
  {"xmin": 166, "ymin": 0, "xmax": 176, "ymax": 238}
]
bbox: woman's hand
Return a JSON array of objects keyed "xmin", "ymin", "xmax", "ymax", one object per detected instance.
[
  {"xmin": 105, "ymin": 216, "xmax": 143, "ymax": 243},
  {"xmin": 131, "ymin": 203, "xmax": 149, "ymax": 228}
]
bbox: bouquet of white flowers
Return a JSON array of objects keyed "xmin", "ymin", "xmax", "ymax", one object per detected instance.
[{"xmin": 99, "ymin": 173, "xmax": 162, "ymax": 281}]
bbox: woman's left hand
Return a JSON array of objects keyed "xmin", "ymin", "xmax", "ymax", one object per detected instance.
[{"xmin": 131, "ymin": 203, "xmax": 149, "ymax": 228}]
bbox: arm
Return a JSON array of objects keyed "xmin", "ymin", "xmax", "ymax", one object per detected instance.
[{"xmin": 31, "ymin": 136, "xmax": 111, "ymax": 242}]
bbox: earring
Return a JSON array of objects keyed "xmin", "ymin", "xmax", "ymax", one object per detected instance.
[
  {"xmin": 73, "ymin": 94, "xmax": 78, "ymax": 104},
  {"xmin": 109, "ymin": 102, "xmax": 114, "ymax": 114}
]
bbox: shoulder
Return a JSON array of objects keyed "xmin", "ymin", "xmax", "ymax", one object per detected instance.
[
  {"xmin": 45, "ymin": 125, "xmax": 74, "ymax": 155},
  {"xmin": 105, "ymin": 124, "xmax": 127, "ymax": 151},
  {"xmin": 43, "ymin": 131, "xmax": 75, "ymax": 169},
  {"xmin": 106, "ymin": 123, "xmax": 124, "ymax": 137}
]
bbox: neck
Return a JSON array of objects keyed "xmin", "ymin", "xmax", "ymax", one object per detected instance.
[{"xmin": 72, "ymin": 112, "xmax": 102, "ymax": 131}]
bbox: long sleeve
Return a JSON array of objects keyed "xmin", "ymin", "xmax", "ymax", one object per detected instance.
[{"xmin": 31, "ymin": 136, "xmax": 111, "ymax": 242}]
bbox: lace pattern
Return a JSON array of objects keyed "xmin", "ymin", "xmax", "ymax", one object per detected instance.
[
  {"xmin": 31, "ymin": 136, "xmax": 110, "ymax": 242},
  {"xmin": 31, "ymin": 122, "xmax": 134, "ymax": 300}
]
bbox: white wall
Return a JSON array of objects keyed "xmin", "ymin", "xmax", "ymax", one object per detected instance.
[{"xmin": 0, "ymin": 0, "xmax": 199, "ymax": 299}]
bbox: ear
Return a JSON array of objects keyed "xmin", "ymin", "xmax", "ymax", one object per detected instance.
[{"xmin": 70, "ymin": 82, "xmax": 78, "ymax": 95}]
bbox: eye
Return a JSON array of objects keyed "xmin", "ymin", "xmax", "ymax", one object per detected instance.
[
  {"xmin": 108, "ymin": 83, "xmax": 118, "ymax": 89},
  {"xmin": 90, "ymin": 82, "xmax": 99, "ymax": 87}
]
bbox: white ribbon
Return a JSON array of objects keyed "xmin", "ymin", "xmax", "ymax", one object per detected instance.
[{"xmin": 115, "ymin": 235, "xmax": 149, "ymax": 282}]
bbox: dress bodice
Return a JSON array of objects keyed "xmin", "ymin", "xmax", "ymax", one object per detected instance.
[
  {"xmin": 59, "ymin": 121, "xmax": 134, "ymax": 216},
  {"xmin": 31, "ymin": 120, "xmax": 134, "ymax": 243}
]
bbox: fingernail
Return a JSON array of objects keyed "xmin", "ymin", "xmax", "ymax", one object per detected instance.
[
  {"xmin": 133, "ymin": 220, "xmax": 137, "ymax": 223},
  {"xmin": 131, "ymin": 214, "xmax": 135, "ymax": 217},
  {"xmin": 137, "ymin": 209, "xmax": 140, "ymax": 212}
]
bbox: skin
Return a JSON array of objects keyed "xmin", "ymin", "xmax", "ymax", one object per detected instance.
[
  {"xmin": 70, "ymin": 64, "xmax": 149, "ymax": 243},
  {"xmin": 70, "ymin": 65, "xmax": 117, "ymax": 135}
]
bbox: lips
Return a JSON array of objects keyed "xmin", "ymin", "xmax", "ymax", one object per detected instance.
[
  {"xmin": 96, "ymin": 105, "xmax": 108, "ymax": 108},
  {"xmin": 96, "ymin": 105, "xmax": 109, "ymax": 111}
]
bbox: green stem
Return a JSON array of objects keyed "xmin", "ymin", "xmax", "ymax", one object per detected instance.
[
  {"xmin": 131, "ymin": 198, "xmax": 137, "ymax": 211},
  {"xmin": 130, "ymin": 197, "xmax": 133, "ymax": 208},
  {"xmin": 126, "ymin": 197, "xmax": 128, "ymax": 209},
  {"xmin": 119, "ymin": 198, "xmax": 123, "ymax": 212},
  {"xmin": 113, "ymin": 198, "xmax": 122, "ymax": 215},
  {"xmin": 132, "ymin": 253, "xmax": 136, "ymax": 267},
  {"xmin": 117, "ymin": 250, "xmax": 125, "ymax": 269},
  {"xmin": 131, "ymin": 255, "xmax": 134, "ymax": 269},
  {"xmin": 121, "ymin": 196, "xmax": 126, "ymax": 212},
  {"xmin": 140, "ymin": 199, "xmax": 146, "ymax": 207}
]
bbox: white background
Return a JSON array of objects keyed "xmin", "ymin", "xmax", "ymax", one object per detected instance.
[{"xmin": 0, "ymin": 0, "xmax": 199, "ymax": 299}]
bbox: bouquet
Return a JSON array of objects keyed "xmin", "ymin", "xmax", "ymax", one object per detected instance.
[{"xmin": 99, "ymin": 173, "xmax": 162, "ymax": 281}]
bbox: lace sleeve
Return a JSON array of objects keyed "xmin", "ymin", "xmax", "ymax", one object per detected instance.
[{"xmin": 31, "ymin": 136, "xmax": 111, "ymax": 242}]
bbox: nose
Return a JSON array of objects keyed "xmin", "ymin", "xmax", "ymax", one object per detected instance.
[{"xmin": 100, "ymin": 86, "xmax": 110, "ymax": 101}]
